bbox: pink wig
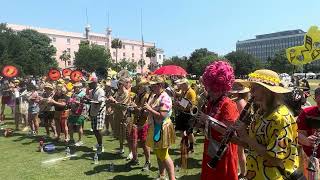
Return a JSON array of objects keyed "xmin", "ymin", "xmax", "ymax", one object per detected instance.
[{"xmin": 202, "ymin": 60, "xmax": 235, "ymax": 93}]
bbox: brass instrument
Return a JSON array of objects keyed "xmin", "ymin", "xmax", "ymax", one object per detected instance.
[{"xmin": 307, "ymin": 129, "xmax": 320, "ymax": 172}]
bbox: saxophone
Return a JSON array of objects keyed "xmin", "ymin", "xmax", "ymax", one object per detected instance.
[
  {"xmin": 207, "ymin": 98, "xmax": 254, "ymax": 169},
  {"xmin": 307, "ymin": 129, "xmax": 320, "ymax": 172}
]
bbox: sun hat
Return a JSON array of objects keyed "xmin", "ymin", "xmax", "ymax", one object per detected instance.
[
  {"xmin": 73, "ymin": 82, "xmax": 83, "ymax": 87},
  {"xmin": 175, "ymin": 78, "xmax": 189, "ymax": 85},
  {"xmin": 242, "ymin": 69, "xmax": 291, "ymax": 94},
  {"xmin": 149, "ymin": 76, "xmax": 165, "ymax": 85},
  {"xmin": 44, "ymin": 83, "xmax": 54, "ymax": 90},
  {"xmin": 229, "ymin": 79, "xmax": 250, "ymax": 94}
]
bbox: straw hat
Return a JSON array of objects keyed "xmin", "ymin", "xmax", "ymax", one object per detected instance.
[
  {"xmin": 149, "ymin": 76, "xmax": 165, "ymax": 85},
  {"xmin": 241, "ymin": 69, "xmax": 291, "ymax": 94},
  {"xmin": 73, "ymin": 82, "xmax": 83, "ymax": 87},
  {"xmin": 44, "ymin": 83, "xmax": 54, "ymax": 90},
  {"xmin": 229, "ymin": 79, "xmax": 250, "ymax": 94},
  {"xmin": 175, "ymin": 78, "xmax": 189, "ymax": 85},
  {"xmin": 118, "ymin": 77, "xmax": 131, "ymax": 85}
]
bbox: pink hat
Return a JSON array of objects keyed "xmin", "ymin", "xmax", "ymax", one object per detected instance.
[{"xmin": 202, "ymin": 60, "xmax": 235, "ymax": 93}]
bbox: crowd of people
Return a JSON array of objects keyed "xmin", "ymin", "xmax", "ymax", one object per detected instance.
[{"xmin": 1, "ymin": 61, "xmax": 320, "ymax": 180}]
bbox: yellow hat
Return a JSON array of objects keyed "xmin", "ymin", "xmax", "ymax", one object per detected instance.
[
  {"xmin": 149, "ymin": 76, "xmax": 165, "ymax": 85},
  {"xmin": 242, "ymin": 69, "xmax": 291, "ymax": 94},
  {"xmin": 229, "ymin": 79, "xmax": 250, "ymax": 94}
]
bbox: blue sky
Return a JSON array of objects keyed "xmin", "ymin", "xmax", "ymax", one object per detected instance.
[{"xmin": 1, "ymin": 0, "xmax": 319, "ymax": 57}]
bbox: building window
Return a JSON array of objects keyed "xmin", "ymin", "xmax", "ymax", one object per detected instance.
[
  {"xmin": 105, "ymin": 43, "xmax": 108, "ymax": 46},
  {"xmin": 123, "ymin": 52, "xmax": 126, "ymax": 57},
  {"xmin": 67, "ymin": 38, "xmax": 71, "ymax": 44},
  {"xmin": 67, "ymin": 48, "xmax": 71, "ymax": 53},
  {"xmin": 132, "ymin": 53, "xmax": 134, "ymax": 58},
  {"xmin": 140, "ymin": 54, "xmax": 143, "ymax": 58},
  {"xmin": 67, "ymin": 61, "xmax": 71, "ymax": 66},
  {"xmin": 158, "ymin": 55, "xmax": 162, "ymax": 59},
  {"xmin": 52, "ymin": 37, "xmax": 56, "ymax": 42},
  {"xmin": 123, "ymin": 45, "xmax": 125, "ymax": 49},
  {"xmin": 132, "ymin": 46, "xmax": 134, "ymax": 50},
  {"xmin": 131, "ymin": 59, "xmax": 134, "ymax": 63}
]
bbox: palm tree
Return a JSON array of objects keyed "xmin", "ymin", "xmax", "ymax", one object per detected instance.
[
  {"xmin": 146, "ymin": 47, "xmax": 157, "ymax": 71},
  {"xmin": 111, "ymin": 38, "xmax": 122, "ymax": 63},
  {"xmin": 59, "ymin": 50, "xmax": 71, "ymax": 68}
]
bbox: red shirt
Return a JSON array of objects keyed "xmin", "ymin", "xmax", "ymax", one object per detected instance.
[
  {"xmin": 297, "ymin": 106, "xmax": 320, "ymax": 157},
  {"xmin": 201, "ymin": 96, "xmax": 239, "ymax": 180}
]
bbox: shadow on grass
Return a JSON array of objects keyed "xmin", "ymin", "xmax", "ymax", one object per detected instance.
[
  {"xmin": 173, "ymin": 157, "xmax": 202, "ymax": 169},
  {"xmin": 112, "ymin": 174, "xmax": 153, "ymax": 180},
  {"xmin": 84, "ymin": 163, "xmax": 143, "ymax": 176},
  {"xmin": 178, "ymin": 173, "xmax": 201, "ymax": 180}
]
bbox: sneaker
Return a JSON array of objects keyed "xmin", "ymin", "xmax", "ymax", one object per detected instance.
[
  {"xmin": 126, "ymin": 159, "xmax": 139, "ymax": 167},
  {"xmin": 97, "ymin": 145, "xmax": 104, "ymax": 155},
  {"xmin": 116, "ymin": 148, "xmax": 124, "ymax": 155},
  {"xmin": 22, "ymin": 126, "xmax": 29, "ymax": 132},
  {"xmin": 93, "ymin": 144, "xmax": 99, "ymax": 151},
  {"xmin": 126, "ymin": 152, "xmax": 133, "ymax": 161},
  {"xmin": 75, "ymin": 141, "xmax": 84, "ymax": 147},
  {"xmin": 154, "ymin": 175, "xmax": 167, "ymax": 180},
  {"xmin": 141, "ymin": 161, "xmax": 151, "ymax": 171}
]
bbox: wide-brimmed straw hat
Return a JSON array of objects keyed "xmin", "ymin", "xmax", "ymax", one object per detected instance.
[
  {"xmin": 175, "ymin": 78, "xmax": 189, "ymax": 85},
  {"xmin": 241, "ymin": 69, "xmax": 291, "ymax": 94},
  {"xmin": 44, "ymin": 83, "xmax": 54, "ymax": 90},
  {"xmin": 149, "ymin": 76, "xmax": 165, "ymax": 85},
  {"xmin": 229, "ymin": 79, "xmax": 250, "ymax": 94}
]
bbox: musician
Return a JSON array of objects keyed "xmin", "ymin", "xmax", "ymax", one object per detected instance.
[
  {"xmin": 108, "ymin": 77, "xmax": 132, "ymax": 155},
  {"xmin": 174, "ymin": 78, "xmax": 197, "ymax": 153},
  {"xmin": 27, "ymin": 84, "xmax": 40, "ymax": 136},
  {"xmin": 297, "ymin": 87, "xmax": 320, "ymax": 174},
  {"xmin": 144, "ymin": 76, "xmax": 175, "ymax": 180},
  {"xmin": 86, "ymin": 77, "xmax": 106, "ymax": 154},
  {"xmin": 39, "ymin": 83, "xmax": 57, "ymax": 138},
  {"xmin": 67, "ymin": 82, "xmax": 86, "ymax": 146},
  {"xmin": 15, "ymin": 82, "xmax": 29, "ymax": 131},
  {"xmin": 228, "ymin": 80, "xmax": 250, "ymax": 179},
  {"xmin": 102, "ymin": 79, "xmax": 114, "ymax": 135},
  {"xmin": 127, "ymin": 78, "xmax": 151, "ymax": 170},
  {"xmin": 199, "ymin": 61, "xmax": 239, "ymax": 180},
  {"xmin": 0, "ymin": 80, "xmax": 14, "ymax": 123},
  {"xmin": 234, "ymin": 69, "xmax": 301, "ymax": 180},
  {"xmin": 49, "ymin": 84, "xmax": 70, "ymax": 142}
]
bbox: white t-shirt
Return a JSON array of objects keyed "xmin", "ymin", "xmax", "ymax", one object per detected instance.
[{"xmin": 89, "ymin": 87, "xmax": 105, "ymax": 116}]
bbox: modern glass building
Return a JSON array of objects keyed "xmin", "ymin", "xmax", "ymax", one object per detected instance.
[{"xmin": 236, "ymin": 30, "xmax": 305, "ymax": 61}]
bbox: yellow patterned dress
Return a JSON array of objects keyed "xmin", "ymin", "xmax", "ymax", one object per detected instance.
[{"xmin": 246, "ymin": 105, "xmax": 300, "ymax": 180}]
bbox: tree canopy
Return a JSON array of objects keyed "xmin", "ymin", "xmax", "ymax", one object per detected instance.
[
  {"xmin": 74, "ymin": 41, "xmax": 111, "ymax": 74},
  {"xmin": 0, "ymin": 23, "xmax": 57, "ymax": 76},
  {"xmin": 225, "ymin": 51, "xmax": 262, "ymax": 77}
]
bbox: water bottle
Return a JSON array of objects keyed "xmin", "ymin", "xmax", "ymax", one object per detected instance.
[
  {"xmin": 109, "ymin": 163, "xmax": 114, "ymax": 172},
  {"xmin": 65, "ymin": 147, "xmax": 71, "ymax": 156},
  {"xmin": 175, "ymin": 164, "xmax": 180, "ymax": 172},
  {"xmin": 94, "ymin": 153, "xmax": 99, "ymax": 165}
]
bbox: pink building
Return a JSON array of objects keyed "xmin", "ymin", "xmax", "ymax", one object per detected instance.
[{"xmin": 7, "ymin": 24, "xmax": 165, "ymax": 73}]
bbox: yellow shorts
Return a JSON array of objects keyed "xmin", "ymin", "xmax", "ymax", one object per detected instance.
[{"xmin": 154, "ymin": 148, "xmax": 169, "ymax": 161}]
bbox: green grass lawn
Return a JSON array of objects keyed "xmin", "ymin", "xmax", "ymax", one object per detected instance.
[{"xmin": 0, "ymin": 109, "xmax": 202, "ymax": 180}]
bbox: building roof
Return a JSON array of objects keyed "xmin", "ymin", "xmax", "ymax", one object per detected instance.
[
  {"xmin": 237, "ymin": 29, "xmax": 305, "ymax": 44},
  {"xmin": 7, "ymin": 23, "xmax": 155, "ymax": 45}
]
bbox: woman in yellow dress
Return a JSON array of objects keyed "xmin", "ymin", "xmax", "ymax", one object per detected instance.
[
  {"xmin": 234, "ymin": 69, "xmax": 304, "ymax": 180},
  {"xmin": 145, "ymin": 76, "xmax": 175, "ymax": 180}
]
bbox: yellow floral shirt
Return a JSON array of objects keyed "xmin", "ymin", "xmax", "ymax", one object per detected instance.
[{"xmin": 246, "ymin": 105, "xmax": 299, "ymax": 180}]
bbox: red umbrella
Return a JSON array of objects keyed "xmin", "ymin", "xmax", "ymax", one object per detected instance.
[{"xmin": 153, "ymin": 65, "xmax": 187, "ymax": 76}]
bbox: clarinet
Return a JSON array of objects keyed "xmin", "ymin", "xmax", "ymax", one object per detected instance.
[
  {"xmin": 207, "ymin": 98, "xmax": 254, "ymax": 169},
  {"xmin": 307, "ymin": 129, "xmax": 320, "ymax": 172}
]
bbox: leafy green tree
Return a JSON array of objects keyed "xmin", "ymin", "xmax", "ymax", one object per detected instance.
[
  {"xmin": 0, "ymin": 24, "xmax": 57, "ymax": 76},
  {"xmin": 266, "ymin": 51, "xmax": 296, "ymax": 74},
  {"xmin": 74, "ymin": 41, "xmax": 111, "ymax": 72},
  {"xmin": 111, "ymin": 38, "xmax": 122, "ymax": 63},
  {"xmin": 187, "ymin": 48, "xmax": 219, "ymax": 76},
  {"xmin": 225, "ymin": 51, "xmax": 262, "ymax": 77},
  {"xmin": 162, "ymin": 56, "xmax": 188, "ymax": 70},
  {"xmin": 60, "ymin": 50, "xmax": 71, "ymax": 68},
  {"xmin": 146, "ymin": 47, "xmax": 157, "ymax": 72}
]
